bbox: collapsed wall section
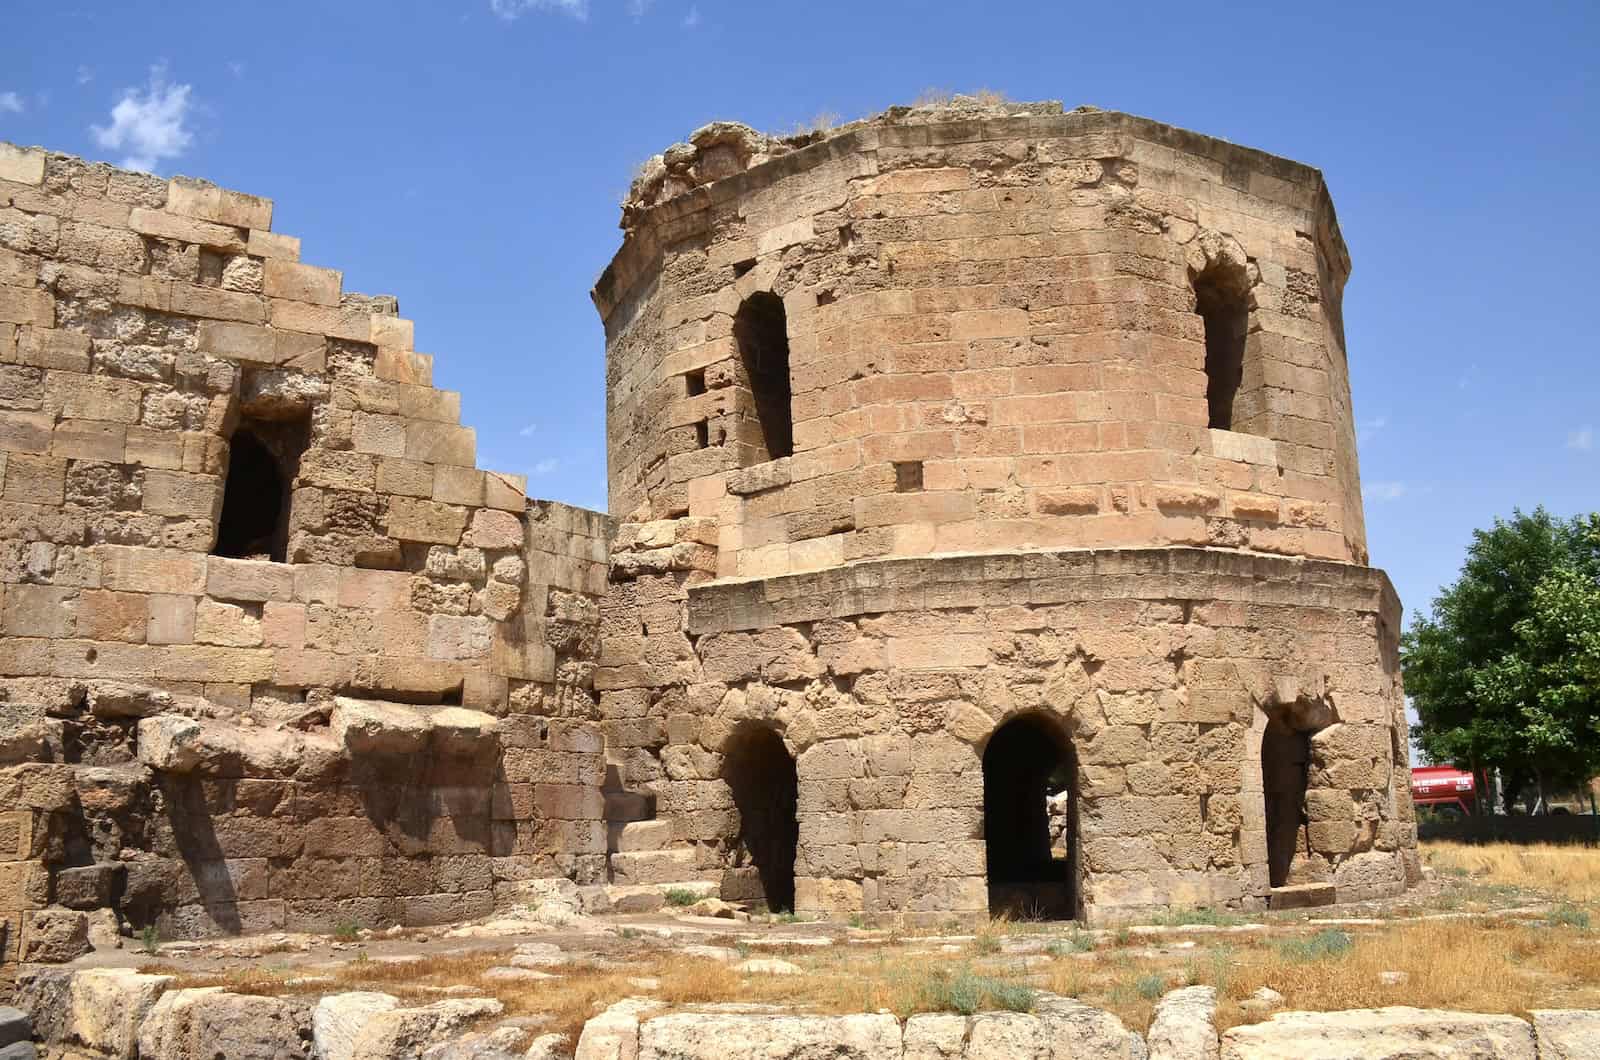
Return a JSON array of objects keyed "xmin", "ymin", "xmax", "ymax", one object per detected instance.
[{"xmin": 0, "ymin": 143, "xmax": 613, "ymax": 971}]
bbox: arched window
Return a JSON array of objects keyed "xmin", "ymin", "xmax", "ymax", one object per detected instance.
[
  {"xmin": 1192, "ymin": 264, "xmax": 1252, "ymax": 431},
  {"xmin": 732, "ymin": 291, "xmax": 793, "ymax": 464},
  {"xmin": 213, "ymin": 416, "xmax": 306, "ymax": 563}
]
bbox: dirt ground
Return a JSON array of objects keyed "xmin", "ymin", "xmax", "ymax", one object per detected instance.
[{"xmin": 73, "ymin": 841, "xmax": 1600, "ymax": 1046}]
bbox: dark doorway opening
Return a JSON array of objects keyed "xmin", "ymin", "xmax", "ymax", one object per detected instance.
[
  {"xmin": 213, "ymin": 414, "xmax": 309, "ymax": 563},
  {"xmin": 1261, "ymin": 715, "xmax": 1311, "ymax": 887},
  {"xmin": 984, "ymin": 713, "xmax": 1076, "ymax": 919},
  {"xmin": 723, "ymin": 724, "xmax": 798, "ymax": 912},
  {"xmin": 1192, "ymin": 264, "xmax": 1251, "ymax": 431},
  {"xmin": 732, "ymin": 291, "xmax": 793, "ymax": 464}
]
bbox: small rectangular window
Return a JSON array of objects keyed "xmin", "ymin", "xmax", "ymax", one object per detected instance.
[
  {"xmin": 214, "ymin": 412, "xmax": 310, "ymax": 563},
  {"xmin": 685, "ymin": 368, "xmax": 706, "ymax": 396},
  {"xmin": 894, "ymin": 461, "xmax": 923, "ymax": 493},
  {"xmin": 733, "ymin": 291, "xmax": 793, "ymax": 464},
  {"xmin": 695, "ymin": 420, "xmax": 710, "ymax": 449}
]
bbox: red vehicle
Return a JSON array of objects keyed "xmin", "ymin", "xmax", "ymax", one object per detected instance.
[{"xmin": 1412, "ymin": 765, "xmax": 1477, "ymax": 817}]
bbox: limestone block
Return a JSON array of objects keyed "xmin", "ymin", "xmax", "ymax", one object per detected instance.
[
  {"xmin": 430, "ymin": 707, "xmax": 500, "ymax": 756},
  {"xmin": 576, "ymin": 998, "xmax": 663, "ymax": 1060},
  {"xmin": 313, "ymin": 992, "xmax": 400, "ymax": 1060},
  {"xmin": 207, "ymin": 556, "xmax": 295, "ymax": 601},
  {"xmin": 67, "ymin": 968, "xmax": 174, "ymax": 1059},
  {"xmin": 903, "ymin": 1013, "xmax": 966, "ymax": 1060},
  {"xmin": 464, "ymin": 508, "xmax": 524, "ymax": 550},
  {"xmin": 427, "ymin": 613, "xmax": 493, "ymax": 661},
  {"xmin": 20, "ymin": 908, "xmax": 90, "ymax": 963},
  {"xmin": 136, "ymin": 714, "xmax": 204, "ymax": 772},
  {"xmin": 147, "ymin": 594, "xmax": 197, "ymax": 644},
  {"xmin": 194, "ymin": 598, "xmax": 263, "ymax": 647},
  {"xmin": 1149, "ymin": 986, "xmax": 1219, "ymax": 1060},
  {"xmin": 1531, "ymin": 1010, "xmax": 1600, "ymax": 1060},
  {"xmin": 1220, "ymin": 1007, "xmax": 1535, "ymax": 1060},
  {"xmin": 166, "ymin": 176, "xmax": 272, "ymax": 229},
  {"xmin": 387, "ymin": 497, "xmax": 468, "ymax": 545},
  {"xmin": 349, "ymin": 998, "xmax": 504, "ymax": 1060},
  {"xmin": 332, "ymin": 697, "xmax": 431, "ymax": 755},
  {"xmin": 263, "ymin": 259, "xmax": 340, "ymax": 305},
  {"xmin": 0, "ymin": 144, "xmax": 46, "ymax": 185},
  {"xmin": 405, "ymin": 421, "xmax": 475, "ymax": 466},
  {"xmin": 637, "ymin": 1011, "xmax": 901, "ymax": 1060},
  {"xmin": 248, "ymin": 229, "xmax": 300, "ymax": 260},
  {"xmin": 53, "ymin": 863, "xmax": 121, "ymax": 910}
]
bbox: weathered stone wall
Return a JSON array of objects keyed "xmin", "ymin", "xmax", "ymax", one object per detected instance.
[
  {"xmin": 607, "ymin": 545, "xmax": 1417, "ymax": 922},
  {"xmin": 594, "ymin": 100, "xmax": 1417, "ymax": 923},
  {"xmin": 0, "ymin": 142, "xmax": 612, "ymax": 969},
  {"xmin": 596, "ymin": 103, "xmax": 1369, "ymax": 577}
]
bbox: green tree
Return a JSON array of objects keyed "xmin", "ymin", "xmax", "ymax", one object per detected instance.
[{"xmin": 1402, "ymin": 508, "xmax": 1600, "ymax": 811}]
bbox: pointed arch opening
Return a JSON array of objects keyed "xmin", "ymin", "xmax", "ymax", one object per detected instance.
[
  {"xmin": 732, "ymin": 291, "xmax": 793, "ymax": 464},
  {"xmin": 723, "ymin": 723, "xmax": 798, "ymax": 912},
  {"xmin": 984, "ymin": 713, "xmax": 1077, "ymax": 919},
  {"xmin": 1261, "ymin": 714, "xmax": 1312, "ymax": 887}
]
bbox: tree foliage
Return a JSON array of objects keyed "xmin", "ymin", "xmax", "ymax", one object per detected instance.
[{"xmin": 1402, "ymin": 508, "xmax": 1600, "ymax": 803}]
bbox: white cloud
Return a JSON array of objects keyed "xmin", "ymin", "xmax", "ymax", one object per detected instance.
[
  {"xmin": 1568, "ymin": 426, "xmax": 1594, "ymax": 452},
  {"xmin": 227, "ymin": 61, "xmax": 246, "ymax": 79},
  {"xmin": 490, "ymin": 0, "xmax": 589, "ymax": 21},
  {"xmin": 532, "ymin": 457, "xmax": 559, "ymax": 475},
  {"xmin": 518, "ymin": 422, "xmax": 538, "ymax": 437},
  {"xmin": 1357, "ymin": 415, "xmax": 1387, "ymax": 444},
  {"xmin": 77, "ymin": 66, "xmax": 94, "ymax": 85},
  {"xmin": 90, "ymin": 64, "xmax": 194, "ymax": 173},
  {"xmin": 0, "ymin": 92, "xmax": 23, "ymax": 114},
  {"xmin": 1363, "ymin": 480, "xmax": 1407, "ymax": 502},
  {"xmin": 627, "ymin": 0, "xmax": 654, "ymax": 16},
  {"xmin": 682, "ymin": 4, "xmax": 701, "ymax": 27}
]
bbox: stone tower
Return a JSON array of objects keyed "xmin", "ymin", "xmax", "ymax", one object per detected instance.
[{"xmin": 593, "ymin": 100, "xmax": 1419, "ymax": 922}]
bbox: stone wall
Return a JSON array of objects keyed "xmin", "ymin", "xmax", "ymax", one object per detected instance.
[
  {"xmin": 0, "ymin": 142, "xmax": 612, "ymax": 970},
  {"xmin": 607, "ymin": 544, "xmax": 1417, "ymax": 922},
  {"xmin": 593, "ymin": 99, "xmax": 1417, "ymax": 923},
  {"xmin": 596, "ymin": 103, "xmax": 1369, "ymax": 578}
]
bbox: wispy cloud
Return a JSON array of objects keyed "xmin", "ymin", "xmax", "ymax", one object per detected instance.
[
  {"xmin": 490, "ymin": 0, "xmax": 589, "ymax": 21},
  {"xmin": 1568, "ymin": 426, "xmax": 1594, "ymax": 452},
  {"xmin": 518, "ymin": 422, "xmax": 538, "ymax": 438},
  {"xmin": 532, "ymin": 457, "xmax": 559, "ymax": 476},
  {"xmin": 0, "ymin": 92, "xmax": 23, "ymax": 114},
  {"xmin": 1357, "ymin": 415, "xmax": 1387, "ymax": 444},
  {"xmin": 1363, "ymin": 480, "xmax": 1407, "ymax": 502},
  {"xmin": 90, "ymin": 64, "xmax": 194, "ymax": 173},
  {"xmin": 627, "ymin": 0, "xmax": 654, "ymax": 16},
  {"xmin": 77, "ymin": 65, "xmax": 94, "ymax": 85},
  {"xmin": 682, "ymin": 4, "xmax": 701, "ymax": 27},
  {"xmin": 227, "ymin": 61, "xmax": 246, "ymax": 79}
]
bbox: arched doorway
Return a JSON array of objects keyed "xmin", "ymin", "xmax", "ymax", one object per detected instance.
[
  {"xmin": 722, "ymin": 724, "xmax": 798, "ymax": 912},
  {"xmin": 1261, "ymin": 715, "xmax": 1311, "ymax": 887},
  {"xmin": 983, "ymin": 713, "xmax": 1076, "ymax": 919}
]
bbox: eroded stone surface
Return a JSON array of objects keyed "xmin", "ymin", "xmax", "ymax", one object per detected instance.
[{"xmin": 1219, "ymin": 1007, "xmax": 1536, "ymax": 1060}]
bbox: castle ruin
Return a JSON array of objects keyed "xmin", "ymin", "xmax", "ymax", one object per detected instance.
[{"xmin": 0, "ymin": 99, "xmax": 1419, "ymax": 971}]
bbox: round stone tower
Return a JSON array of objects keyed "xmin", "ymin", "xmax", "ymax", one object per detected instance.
[{"xmin": 592, "ymin": 99, "xmax": 1419, "ymax": 924}]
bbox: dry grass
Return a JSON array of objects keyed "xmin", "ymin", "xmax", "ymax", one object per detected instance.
[
  {"xmin": 142, "ymin": 848, "xmax": 1600, "ymax": 1041},
  {"xmin": 1044, "ymin": 916, "xmax": 1600, "ymax": 1032},
  {"xmin": 1424, "ymin": 841, "xmax": 1600, "ymax": 903}
]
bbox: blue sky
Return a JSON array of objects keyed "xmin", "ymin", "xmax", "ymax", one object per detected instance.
[{"xmin": 5, "ymin": 0, "xmax": 1596, "ymax": 626}]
